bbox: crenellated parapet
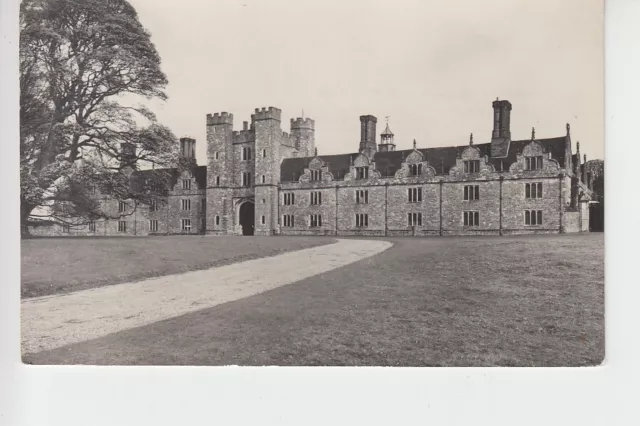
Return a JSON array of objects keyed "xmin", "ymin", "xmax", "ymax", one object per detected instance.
[
  {"xmin": 232, "ymin": 129, "xmax": 255, "ymax": 144},
  {"xmin": 251, "ymin": 106, "xmax": 281, "ymax": 122},
  {"xmin": 207, "ymin": 112, "xmax": 233, "ymax": 126},
  {"xmin": 291, "ymin": 117, "xmax": 315, "ymax": 130}
]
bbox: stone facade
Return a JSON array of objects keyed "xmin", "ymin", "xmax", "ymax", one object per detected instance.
[{"xmin": 29, "ymin": 99, "xmax": 596, "ymax": 237}]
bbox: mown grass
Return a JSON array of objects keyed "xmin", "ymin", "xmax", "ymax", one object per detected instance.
[
  {"xmin": 24, "ymin": 233, "xmax": 604, "ymax": 367},
  {"xmin": 21, "ymin": 236, "xmax": 334, "ymax": 298}
]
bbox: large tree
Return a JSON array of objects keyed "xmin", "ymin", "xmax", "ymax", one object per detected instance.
[{"xmin": 20, "ymin": 0, "xmax": 181, "ymax": 236}]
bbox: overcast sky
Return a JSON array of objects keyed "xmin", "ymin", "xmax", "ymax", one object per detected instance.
[{"xmin": 129, "ymin": 0, "xmax": 604, "ymax": 163}]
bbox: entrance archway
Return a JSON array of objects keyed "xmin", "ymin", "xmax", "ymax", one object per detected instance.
[{"xmin": 239, "ymin": 201, "xmax": 255, "ymax": 236}]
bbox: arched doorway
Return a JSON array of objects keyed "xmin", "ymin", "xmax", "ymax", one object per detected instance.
[{"xmin": 238, "ymin": 201, "xmax": 255, "ymax": 236}]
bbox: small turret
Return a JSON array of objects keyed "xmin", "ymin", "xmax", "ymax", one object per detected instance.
[
  {"xmin": 378, "ymin": 117, "xmax": 395, "ymax": 152},
  {"xmin": 291, "ymin": 116, "xmax": 315, "ymax": 157}
]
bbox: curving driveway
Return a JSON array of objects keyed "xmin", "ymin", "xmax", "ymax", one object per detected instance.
[{"xmin": 22, "ymin": 238, "xmax": 393, "ymax": 354}]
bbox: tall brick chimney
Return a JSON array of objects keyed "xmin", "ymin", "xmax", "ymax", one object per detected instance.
[
  {"xmin": 179, "ymin": 137, "xmax": 196, "ymax": 163},
  {"xmin": 120, "ymin": 142, "xmax": 137, "ymax": 170},
  {"xmin": 490, "ymin": 98, "xmax": 512, "ymax": 158},
  {"xmin": 359, "ymin": 115, "xmax": 377, "ymax": 154}
]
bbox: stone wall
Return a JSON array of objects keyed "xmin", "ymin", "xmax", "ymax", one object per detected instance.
[
  {"xmin": 564, "ymin": 211, "xmax": 581, "ymax": 233},
  {"xmin": 276, "ymin": 141, "xmax": 586, "ymax": 237}
]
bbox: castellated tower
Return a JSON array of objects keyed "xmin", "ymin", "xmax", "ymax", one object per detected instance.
[
  {"xmin": 253, "ymin": 107, "xmax": 283, "ymax": 236},
  {"xmin": 290, "ymin": 117, "xmax": 315, "ymax": 157},
  {"xmin": 205, "ymin": 106, "xmax": 312, "ymax": 236},
  {"xmin": 205, "ymin": 112, "xmax": 234, "ymax": 234}
]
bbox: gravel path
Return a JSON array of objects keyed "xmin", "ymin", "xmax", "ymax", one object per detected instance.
[{"xmin": 22, "ymin": 238, "xmax": 393, "ymax": 355}]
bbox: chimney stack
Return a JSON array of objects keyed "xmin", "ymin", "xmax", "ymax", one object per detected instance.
[
  {"xmin": 490, "ymin": 99, "xmax": 513, "ymax": 158},
  {"xmin": 492, "ymin": 99, "xmax": 512, "ymax": 140},
  {"xmin": 359, "ymin": 115, "xmax": 378, "ymax": 154},
  {"xmin": 179, "ymin": 137, "xmax": 196, "ymax": 163},
  {"xmin": 120, "ymin": 142, "xmax": 137, "ymax": 170}
]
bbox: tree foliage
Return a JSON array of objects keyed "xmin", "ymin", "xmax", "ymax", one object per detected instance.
[{"xmin": 20, "ymin": 0, "xmax": 180, "ymax": 235}]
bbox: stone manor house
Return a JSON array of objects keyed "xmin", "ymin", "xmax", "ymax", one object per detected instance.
[{"xmin": 32, "ymin": 99, "xmax": 597, "ymax": 237}]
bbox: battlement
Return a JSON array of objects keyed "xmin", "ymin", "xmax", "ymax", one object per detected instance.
[
  {"xmin": 280, "ymin": 130, "xmax": 296, "ymax": 148},
  {"xmin": 232, "ymin": 129, "xmax": 255, "ymax": 144},
  {"xmin": 251, "ymin": 106, "xmax": 281, "ymax": 122},
  {"xmin": 290, "ymin": 117, "xmax": 315, "ymax": 130},
  {"xmin": 206, "ymin": 111, "xmax": 234, "ymax": 126}
]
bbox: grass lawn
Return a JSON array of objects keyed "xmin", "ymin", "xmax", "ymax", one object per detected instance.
[
  {"xmin": 24, "ymin": 233, "xmax": 604, "ymax": 367},
  {"xmin": 21, "ymin": 236, "xmax": 335, "ymax": 298}
]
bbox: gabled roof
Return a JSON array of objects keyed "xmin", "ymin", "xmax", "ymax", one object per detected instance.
[
  {"xmin": 130, "ymin": 165, "xmax": 207, "ymax": 191},
  {"xmin": 279, "ymin": 136, "xmax": 567, "ymax": 182},
  {"xmin": 490, "ymin": 138, "xmax": 510, "ymax": 158}
]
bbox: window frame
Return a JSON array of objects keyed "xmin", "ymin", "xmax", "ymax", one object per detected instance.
[
  {"xmin": 463, "ymin": 211, "xmax": 480, "ymax": 227},
  {"xmin": 181, "ymin": 218, "xmax": 192, "ymax": 232},
  {"xmin": 118, "ymin": 220, "xmax": 127, "ymax": 232},
  {"xmin": 242, "ymin": 172, "xmax": 251, "ymax": 187},
  {"xmin": 355, "ymin": 167, "xmax": 369, "ymax": 180},
  {"xmin": 283, "ymin": 192, "xmax": 295, "ymax": 206},
  {"xmin": 525, "ymin": 182, "xmax": 543, "ymax": 199},
  {"xmin": 242, "ymin": 147, "xmax": 252, "ymax": 161},
  {"xmin": 182, "ymin": 179, "xmax": 192, "ymax": 190},
  {"xmin": 408, "ymin": 212, "xmax": 423, "ymax": 227},
  {"xmin": 356, "ymin": 189, "xmax": 369, "ymax": 204},
  {"xmin": 181, "ymin": 199, "xmax": 191, "ymax": 211},
  {"xmin": 408, "ymin": 187, "xmax": 423, "ymax": 203},
  {"xmin": 310, "ymin": 214, "xmax": 322, "ymax": 227},
  {"xmin": 409, "ymin": 164, "xmax": 423, "ymax": 177},
  {"xmin": 463, "ymin": 160, "xmax": 480, "ymax": 174},
  {"xmin": 310, "ymin": 191, "xmax": 322, "ymax": 205},
  {"xmin": 355, "ymin": 213, "xmax": 369, "ymax": 227},
  {"xmin": 525, "ymin": 156, "xmax": 544, "ymax": 171},
  {"xmin": 464, "ymin": 185, "xmax": 480, "ymax": 201},
  {"xmin": 282, "ymin": 214, "xmax": 295, "ymax": 227},
  {"xmin": 524, "ymin": 209, "xmax": 544, "ymax": 225},
  {"xmin": 149, "ymin": 219, "xmax": 158, "ymax": 232}
]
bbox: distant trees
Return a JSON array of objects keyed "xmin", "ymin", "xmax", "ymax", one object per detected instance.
[{"xmin": 20, "ymin": 0, "xmax": 180, "ymax": 236}]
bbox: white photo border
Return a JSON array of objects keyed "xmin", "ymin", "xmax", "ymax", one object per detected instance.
[{"xmin": 1, "ymin": 0, "xmax": 638, "ymax": 425}]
